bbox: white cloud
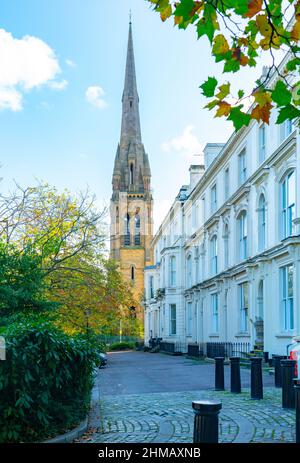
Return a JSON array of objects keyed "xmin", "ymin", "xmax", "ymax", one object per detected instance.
[
  {"xmin": 162, "ymin": 125, "xmax": 204, "ymax": 160},
  {"xmin": 48, "ymin": 79, "xmax": 68, "ymax": 91},
  {"xmin": 0, "ymin": 87, "xmax": 22, "ymax": 111},
  {"xmin": 0, "ymin": 28, "xmax": 65, "ymax": 111},
  {"xmin": 85, "ymin": 86, "xmax": 107, "ymax": 109},
  {"xmin": 66, "ymin": 59, "xmax": 76, "ymax": 68}
]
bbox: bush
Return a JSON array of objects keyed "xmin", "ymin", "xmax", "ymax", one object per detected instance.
[
  {"xmin": 0, "ymin": 319, "xmax": 102, "ymax": 442},
  {"xmin": 109, "ymin": 341, "xmax": 135, "ymax": 351}
]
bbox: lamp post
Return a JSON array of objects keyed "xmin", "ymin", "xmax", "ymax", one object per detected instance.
[
  {"xmin": 84, "ymin": 308, "xmax": 92, "ymax": 339},
  {"xmin": 119, "ymin": 319, "xmax": 122, "ymax": 343}
]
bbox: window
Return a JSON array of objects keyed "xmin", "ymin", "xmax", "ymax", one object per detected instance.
[
  {"xmin": 187, "ymin": 214, "xmax": 192, "ymax": 236},
  {"xmin": 224, "ymin": 167, "xmax": 230, "ymax": 199},
  {"xmin": 210, "ymin": 235, "xmax": 218, "ymax": 275},
  {"xmin": 170, "ymin": 304, "xmax": 177, "ymax": 335},
  {"xmin": 258, "ymin": 194, "xmax": 266, "ymax": 251},
  {"xmin": 211, "ymin": 293, "xmax": 219, "ymax": 333},
  {"xmin": 193, "ymin": 203, "xmax": 199, "ymax": 229},
  {"xmin": 195, "ymin": 246, "xmax": 200, "ymax": 283},
  {"xmin": 187, "ymin": 254, "xmax": 192, "ymax": 287},
  {"xmin": 130, "ymin": 163, "xmax": 134, "ymax": 184},
  {"xmin": 149, "ymin": 276, "xmax": 154, "ymax": 299},
  {"xmin": 238, "ymin": 149, "xmax": 247, "ymax": 185},
  {"xmin": 170, "ymin": 256, "xmax": 176, "ymax": 287},
  {"xmin": 239, "ymin": 283, "xmax": 249, "ymax": 332},
  {"xmin": 124, "ymin": 214, "xmax": 130, "ymax": 246},
  {"xmin": 134, "ymin": 214, "xmax": 141, "ymax": 245},
  {"xmin": 280, "ymin": 119, "xmax": 293, "ymax": 142},
  {"xmin": 211, "ymin": 184, "xmax": 217, "ymax": 213},
  {"xmin": 259, "ymin": 124, "xmax": 266, "ymax": 163},
  {"xmin": 238, "ymin": 211, "xmax": 247, "ymax": 260},
  {"xmin": 281, "ymin": 171, "xmax": 295, "ymax": 239},
  {"xmin": 280, "ymin": 265, "xmax": 294, "ymax": 331},
  {"xmin": 258, "ymin": 280, "xmax": 264, "ymax": 320},
  {"xmin": 186, "ymin": 302, "xmax": 192, "ymax": 336},
  {"xmin": 162, "ymin": 257, "xmax": 165, "ymax": 287},
  {"xmin": 224, "ymin": 224, "xmax": 229, "ymax": 268}
]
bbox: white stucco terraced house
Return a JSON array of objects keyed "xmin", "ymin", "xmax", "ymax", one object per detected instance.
[{"xmin": 144, "ymin": 62, "xmax": 300, "ymax": 359}]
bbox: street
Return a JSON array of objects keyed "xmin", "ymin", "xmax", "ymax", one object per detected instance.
[{"xmin": 79, "ymin": 351, "xmax": 295, "ymax": 443}]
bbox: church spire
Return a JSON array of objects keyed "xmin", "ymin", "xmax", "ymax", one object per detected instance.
[{"xmin": 120, "ymin": 21, "xmax": 142, "ymax": 147}]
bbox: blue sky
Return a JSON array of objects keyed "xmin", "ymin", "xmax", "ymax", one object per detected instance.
[{"xmin": 0, "ymin": 0, "xmax": 263, "ymax": 231}]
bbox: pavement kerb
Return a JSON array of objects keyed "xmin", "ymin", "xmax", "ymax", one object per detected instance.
[{"xmin": 42, "ymin": 418, "xmax": 88, "ymax": 443}]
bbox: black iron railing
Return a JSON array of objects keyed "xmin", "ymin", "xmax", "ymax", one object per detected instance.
[
  {"xmin": 160, "ymin": 341, "xmax": 175, "ymax": 354},
  {"xmin": 206, "ymin": 342, "xmax": 251, "ymax": 359}
]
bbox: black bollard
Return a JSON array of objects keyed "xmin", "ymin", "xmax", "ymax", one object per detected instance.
[
  {"xmin": 230, "ymin": 357, "xmax": 241, "ymax": 393},
  {"xmin": 294, "ymin": 380, "xmax": 300, "ymax": 443},
  {"xmin": 192, "ymin": 400, "xmax": 222, "ymax": 443},
  {"xmin": 215, "ymin": 357, "xmax": 225, "ymax": 391},
  {"xmin": 281, "ymin": 359, "xmax": 296, "ymax": 409},
  {"xmin": 273, "ymin": 355, "xmax": 286, "ymax": 388},
  {"xmin": 263, "ymin": 352, "xmax": 269, "ymax": 364},
  {"xmin": 250, "ymin": 357, "xmax": 263, "ymax": 400}
]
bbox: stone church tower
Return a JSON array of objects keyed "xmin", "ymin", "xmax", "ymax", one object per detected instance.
[{"xmin": 110, "ymin": 21, "xmax": 153, "ymax": 318}]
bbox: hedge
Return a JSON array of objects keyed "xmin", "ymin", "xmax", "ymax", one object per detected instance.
[
  {"xmin": 0, "ymin": 319, "xmax": 102, "ymax": 443},
  {"xmin": 109, "ymin": 341, "xmax": 135, "ymax": 351}
]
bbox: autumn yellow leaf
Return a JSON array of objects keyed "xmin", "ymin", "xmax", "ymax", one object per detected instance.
[
  {"xmin": 174, "ymin": 15, "xmax": 183, "ymax": 26},
  {"xmin": 251, "ymin": 102, "xmax": 273, "ymax": 124},
  {"xmin": 244, "ymin": 0, "xmax": 263, "ymax": 19},
  {"xmin": 256, "ymin": 14, "xmax": 272, "ymax": 37},
  {"xmin": 215, "ymin": 101, "xmax": 231, "ymax": 117},
  {"xmin": 291, "ymin": 19, "xmax": 300, "ymax": 41},
  {"xmin": 160, "ymin": 5, "xmax": 172, "ymax": 22},
  {"xmin": 253, "ymin": 89, "xmax": 272, "ymax": 107},
  {"xmin": 212, "ymin": 34, "xmax": 230, "ymax": 55}
]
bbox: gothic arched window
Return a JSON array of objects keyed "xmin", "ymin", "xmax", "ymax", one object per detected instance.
[
  {"xmin": 124, "ymin": 213, "xmax": 130, "ymax": 246},
  {"xmin": 134, "ymin": 214, "xmax": 141, "ymax": 245},
  {"xmin": 130, "ymin": 164, "xmax": 134, "ymax": 185}
]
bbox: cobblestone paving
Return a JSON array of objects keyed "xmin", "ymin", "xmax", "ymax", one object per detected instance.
[{"xmin": 83, "ymin": 388, "xmax": 295, "ymax": 444}]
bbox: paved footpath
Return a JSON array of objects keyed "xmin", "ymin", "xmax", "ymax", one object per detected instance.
[{"xmin": 78, "ymin": 351, "xmax": 296, "ymax": 444}]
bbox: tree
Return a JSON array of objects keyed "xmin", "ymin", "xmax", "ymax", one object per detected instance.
[
  {"xmin": 0, "ymin": 183, "xmax": 138, "ymax": 335},
  {"xmin": 148, "ymin": 0, "xmax": 300, "ymax": 130}
]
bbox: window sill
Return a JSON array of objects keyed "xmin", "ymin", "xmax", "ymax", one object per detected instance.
[
  {"xmin": 235, "ymin": 332, "xmax": 251, "ymax": 338},
  {"xmin": 275, "ymin": 332, "xmax": 295, "ymax": 339}
]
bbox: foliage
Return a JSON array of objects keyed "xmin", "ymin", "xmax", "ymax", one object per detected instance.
[
  {"xmin": 0, "ymin": 241, "xmax": 56, "ymax": 318},
  {"xmin": 148, "ymin": 0, "xmax": 300, "ymax": 130},
  {"xmin": 109, "ymin": 341, "xmax": 136, "ymax": 351},
  {"xmin": 0, "ymin": 183, "xmax": 138, "ymax": 336},
  {"xmin": 0, "ymin": 319, "xmax": 102, "ymax": 443}
]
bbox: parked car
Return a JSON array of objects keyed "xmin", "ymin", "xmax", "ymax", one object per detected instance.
[
  {"xmin": 289, "ymin": 336, "xmax": 300, "ymax": 378},
  {"xmin": 99, "ymin": 352, "xmax": 108, "ymax": 368}
]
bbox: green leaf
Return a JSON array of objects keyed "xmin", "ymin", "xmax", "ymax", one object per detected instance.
[
  {"xmin": 223, "ymin": 59, "xmax": 241, "ymax": 73},
  {"xmin": 276, "ymin": 104, "xmax": 300, "ymax": 124},
  {"xmin": 238, "ymin": 89, "xmax": 245, "ymax": 99},
  {"xmin": 272, "ymin": 80, "xmax": 292, "ymax": 106},
  {"xmin": 196, "ymin": 3, "xmax": 219, "ymax": 43},
  {"xmin": 200, "ymin": 77, "xmax": 218, "ymax": 97},
  {"xmin": 174, "ymin": 0, "xmax": 195, "ymax": 19},
  {"xmin": 216, "ymin": 82, "xmax": 230, "ymax": 100},
  {"xmin": 227, "ymin": 105, "xmax": 251, "ymax": 130},
  {"xmin": 286, "ymin": 58, "xmax": 300, "ymax": 71}
]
